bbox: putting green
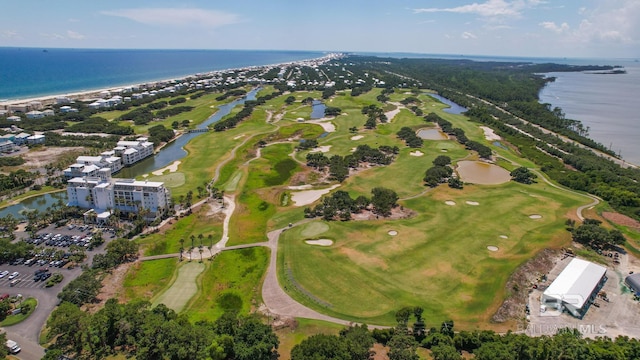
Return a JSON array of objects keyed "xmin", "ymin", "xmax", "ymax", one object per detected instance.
[
  {"xmin": 153, "ymin": 261, "xmax": 205, "ymax": 312},
  {"xmin": 147, "ymin": 172, "xmax": 186, "ymax": 188},
  {"xmin": 300, "ymin": 221, "xmax": 330, "ymax": 238}
]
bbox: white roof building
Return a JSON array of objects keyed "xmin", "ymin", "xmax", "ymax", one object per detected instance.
[{"xmin": 541, "ymin": 258, "xmax": 607, "ymax": 318}]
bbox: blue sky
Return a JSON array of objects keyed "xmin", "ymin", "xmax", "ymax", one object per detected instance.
[{"xmin": 1, "ymin": 0, "xmax": 638, "ymax": 58}]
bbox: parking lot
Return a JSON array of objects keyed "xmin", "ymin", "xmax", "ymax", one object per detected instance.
[{"xmin": 1, "ymin": 222, "xmax": 118, "ymax": 352}]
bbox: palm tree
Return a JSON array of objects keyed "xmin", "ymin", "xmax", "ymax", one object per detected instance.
[
  {"xmin": 207, "ymin": 234, "xmax": 214, "ymax": 258},
  {"xmin": 190, "ymin": 235, "xmax": 195, "ymax": 250},
  {"xmin": 179, "ymin": 238, "xmax": 185, "ymax": 261},
  {"xmin": 198, "ymin": 233, "xmax": 204, "ymax": 247},
  {"xmin": 199, "ymin": 248, "xmax": 203, "ymax": 263}
]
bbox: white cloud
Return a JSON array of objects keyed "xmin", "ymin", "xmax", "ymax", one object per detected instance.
[
  {"xmin": 67, "ymin": 30, "xmax": 86, "ymax": 40},
  {"xmin": 413, "ymin": 0, "xmax": 543, "ymax": 20},
  {"xmin": 41, "ymin": 33, "xmax": 65, "ymax": 40},
  {"xmin": 1, "ymin": 30, "xmax": 19, "ymax": 39},
  {"xmin": 102, "ymin": 8, "xmax": 241, "ymax": 28},
  {"xmin": 545, "ymin": 0, "xmax": 639, "ymax": 46},
  {"xmin": 462, "ymin": 31, "xmax": 478, "ymax": 39},
  {"xmin": 539, "ymin": 21, "xmax": 569, "ymax": 33}
]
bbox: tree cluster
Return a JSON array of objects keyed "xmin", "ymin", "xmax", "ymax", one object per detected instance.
[
  {"xmin": 304, "ymin": 187, "xmax": 398, "ymax": 220},
  {"xmin": 305, "ymin": 145, "xmax": 397, "ymax": 182},
  {"xmin": 571, "ymin": 219, "xmax": 625, "ymax": 250},
  {"xmin": 324, "ymin": 106, "xmax": 342, "ymax": 117},
  {"xmin": 424, "ymin": 156, "xmax": 456, "ymax": 188},
  {"xmin": 362, "ymin": 104, "xmax": 388, "ymax": 129},
  {"xmin": 397, "ymin": 127, "xmax": 423, "ymax": 148},
  {"xmin": 215, "ymin": 89, "xmax": 247, "ymax": 101},
  {"xmin": 65, "ymin": 116, "xmax": 134, "ymax": 135},
  {"xmin": 425, "ymin": 112, "xmax": 491, "ymax": 159},
  {"xmin": 0, "ymin": 156, "xmax": 25, "ymax": 167},
  {"xmin": 44, "ymin": 132, "xmax": 121, "ymax": 149},
  {"xmin": 92, "ymin": 238, "xmax": 139, "ymax": 270},
  {"xmin": 147, "ymin": 124, "xmax": 175, "ymax": 146},
  {"xmin": 0, "ymin": 169, "xmax": 38, "ymax": 195},
  {"xmin": 291, "ymin": 324, "xmax": 375, "ymax": 360},
  {"xmin": 213, "ymin": 91, "xmax": 283, "ymax": 131},
  {"xmin": 46, "ymin": 302, "xmax": 279, "ymax": 360},
  {"xmin": 510, "ymin": 167, "xmax": 537, "ymax": 184}
]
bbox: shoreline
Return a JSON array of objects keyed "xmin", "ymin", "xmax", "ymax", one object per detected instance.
[{"xmin": 0, "ymin": 53, "xmax": 343, "ymax": 107}]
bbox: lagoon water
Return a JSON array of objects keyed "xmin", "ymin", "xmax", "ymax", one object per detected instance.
[{"xmin": 538, "ymin": 60, "xmax": 640, "ymax": 166}]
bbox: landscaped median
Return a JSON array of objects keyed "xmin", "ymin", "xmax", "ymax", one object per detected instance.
[{"xmin": 0, "ymin": 296, "xmax": 37, "ymax": 326}]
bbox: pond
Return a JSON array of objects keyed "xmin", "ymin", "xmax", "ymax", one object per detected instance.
[
  {"xmin": 456, "ymin": 160, "xmax": 511, "ymax": 185},
  {"xmin": 0, "ymin": 191, "xmax": 67, "ymax": 219},
  {"xmin": 416, "ymin": 128, "xmax": 448, "ymax": 140},
  {"xmin": 0, "ymin": 88, "xmax": 260, "ymax": 218},
  {"xmin": 427, "ymin": 93, "xmax": 468, "ymax": 114},
  {"xmin": 310, "ymin": 100, "xmax": 326, "ymax": 119}
]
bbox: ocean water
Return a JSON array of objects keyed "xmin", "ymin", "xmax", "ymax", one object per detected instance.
[
  {"xmin": 0, "ymin": 48, "xmax": 325, "ymax": 100},
  {"xmin": 539, "ymin": 60, "xmax": 640, "ymax": 166}
]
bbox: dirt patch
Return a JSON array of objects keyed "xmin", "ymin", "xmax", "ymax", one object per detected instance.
[
  {"xmin": 21, "ymin": 146, "xmax": 85, "ymax": 168},
  {"xmin": 492, "ymin": 248, "xmax": 559, "ymax": 323},
  {"xmin": 87, "ymin": 259, "xmax": 137, "ymax": 313},
  {"xmin": 603, "ymin": 212, "xmax": 640, "ymax": 230},
  {"xmin": 351, "ymin": 206, "xmax": 416, "ymax": 221}
]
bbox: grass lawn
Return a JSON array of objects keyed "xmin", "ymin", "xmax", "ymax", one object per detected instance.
[
  {"xmin": 146, "ymin": 172, "xmax": 186, "ymax": 188},
  {"xmin": 278, "ymin": 179, "xmax": 586, "ymax": 327},
  {"xmin": 0, "ymin": 297, "xmax": 37, "ymax": 326},
  {"xmin": 138, "ymin": 205, "xmax": 223, "ymax": 256},
  {"xmin": 152, "ymin": 261, "xmax": 205, "ymax": 312},
  {"xmin": 123, "ymin": 258, "xmax": 177, "ymax": 301},
  {"xmin": 184, "ymin": 246, "xmax": 269, "ymax": 322}
]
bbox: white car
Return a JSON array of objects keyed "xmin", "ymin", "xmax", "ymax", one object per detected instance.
[
  {"xmin": 8, "ymin": 271, "xmax": 19, "ymax": 279},
  {"xmin": 0, "ymin": 270, "xmax": 8, "ymax": 278}
]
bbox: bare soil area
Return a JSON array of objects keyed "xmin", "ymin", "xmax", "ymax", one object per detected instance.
[
  {"xmin": 22, "ymin": 146, "xmax": 85, "ymax": 168},
  {"xmin": 603, "ymin": 211, "xmax": 640, "ymax": 231}
]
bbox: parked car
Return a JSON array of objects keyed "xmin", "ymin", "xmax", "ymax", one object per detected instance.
[
  {"xmin": 8, "ymin": 271, "xmax": 19, "ymax": 279},
  {"xmin": 0, "ymin": 270, "xmax": 8, "ymax": 278}
]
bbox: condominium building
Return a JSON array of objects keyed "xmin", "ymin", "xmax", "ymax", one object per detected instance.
[
  {"xmin": 113, "ymin": 137, "xmax": 154, "ymax": 165},
  {"xmin": 63, "ymin": 151, "xmax": 123, "ymax": 178},
  {"xmin": 67, "ymin": 168, "xmax": 171, "ymax": 221}
]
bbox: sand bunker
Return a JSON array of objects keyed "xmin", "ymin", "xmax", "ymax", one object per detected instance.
[
  {"xmin": 499, "ymin": 235, "xmax": 508, "ymax": 239},
  {"xmin": 445, "ymin": 201, "xmax": 456, "ymax": 206},
  {"xmin": 388, "ymin": 230, "xmax": 398, "ymax": 236},
  {"xmin": 233, "ymin": 134, "xmax": 245, "ymax": 140},
  {"xmin": 441, "ymin": 149, "xmax": 448, "ymax": 152},
  {"xmin": 152, "ymin": 160, "xmax": 181, "ymax": 176},
  {"xmin": 529, "ymin": 214, "xmax": 542, "ymax": 219},
  {"xmin": 351, "ymin": 135, "xmax": 364, "ymax": 140},
  {"xmin": 291, "ymin": 184, "xmax": 340, "ymax": 206},
  {"xmin": 288, "ymin": 184, "xmax": 313, "ymax": 190},
  {"xmin": 310, "ymin": 145, "xmax": 331, "ymax": 153},
  {"xmin": 305, "ymin": 239, "xmax": 334, "ymax": 246},
  {"xmin": 385, "ymin": 107, "xmax": 401, "ymax": 122},
  {"xmin": 456, "ymin": 161, "xmax": 511, "ymax": 185},
  {"xmin": 350, "ymin": 147, "xmax": 356, "ymax": 152},
  {"xmin": 465, "ymin": 201, "xmax": 480, "ymax": 206},
  {"xmin": 409, "ymin": 151, "xmax": 424, "ymax": 157},
  {"xmin": 307, "ymin": 119, "xmax": 336, "ymax": 132},
  {"xmin": 480, "ymin": 126, "xmax": 501, "ymax": 141},
  {"xmin": 487, "ymin": 246, "xmax": 499, "ymax": 252}
]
